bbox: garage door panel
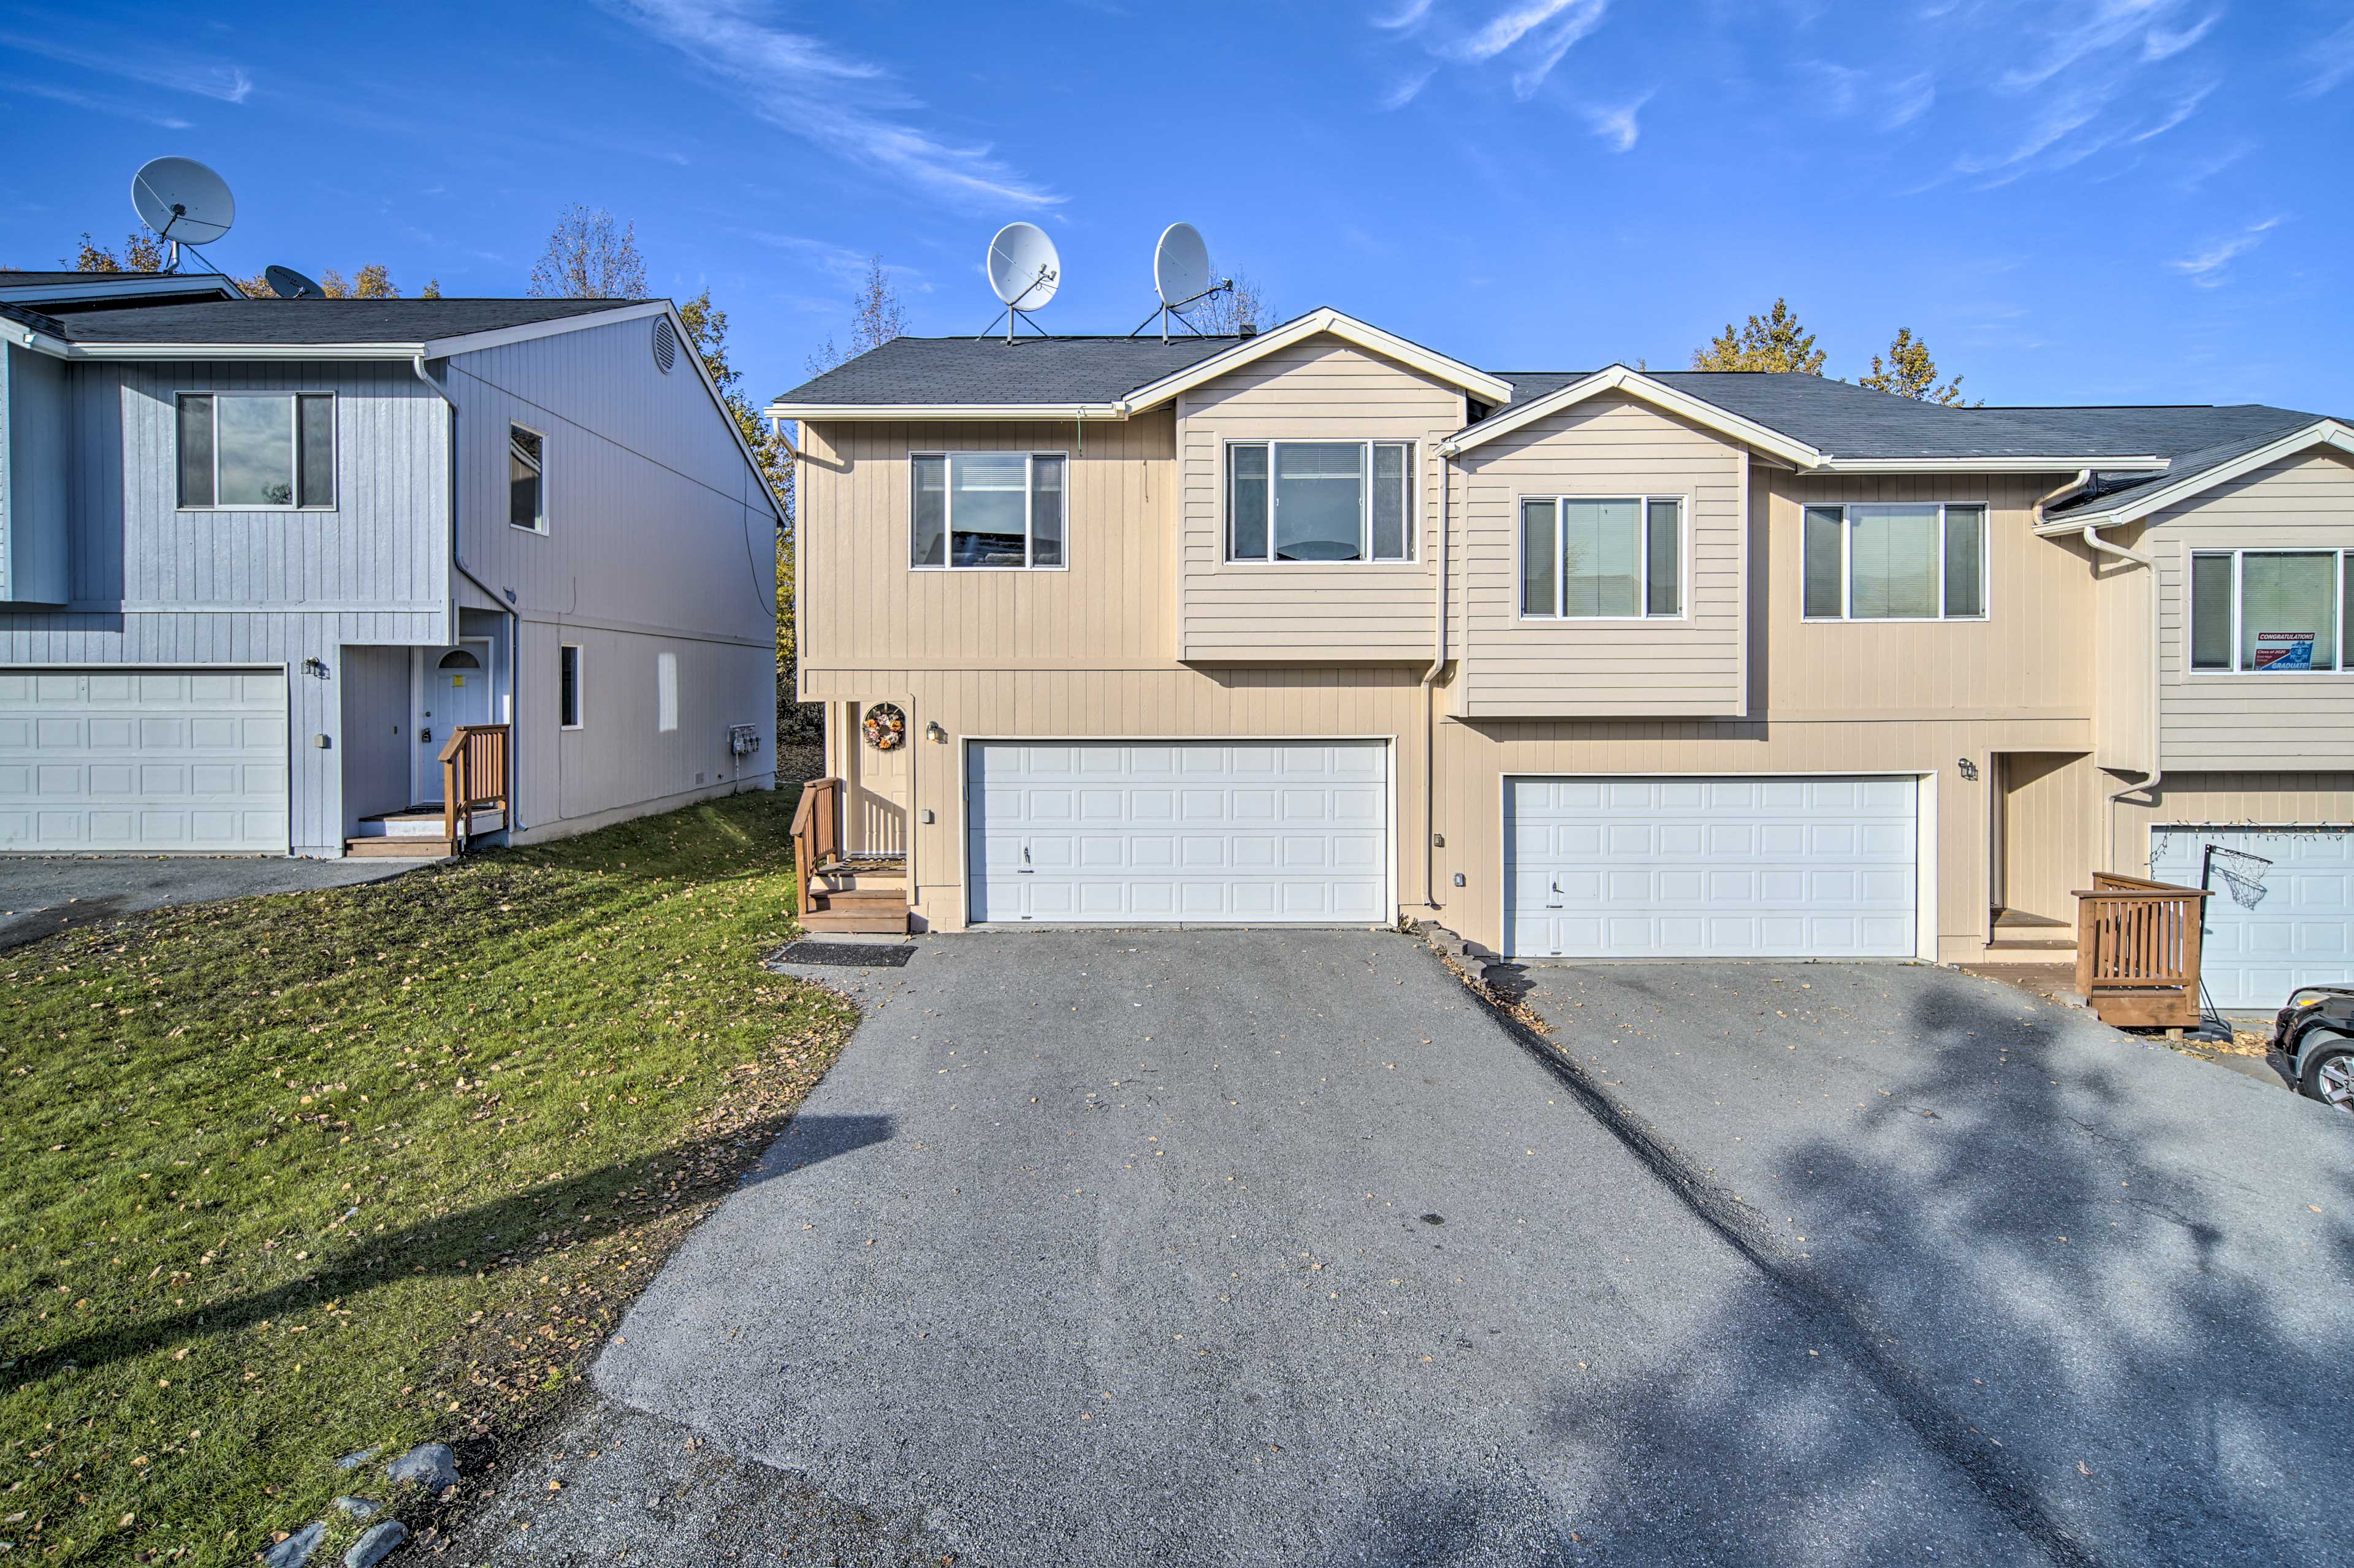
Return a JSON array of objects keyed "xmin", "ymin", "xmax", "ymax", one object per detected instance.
[
  {"xmin": 1507, "ymin": 774, "xmax": 1918, "ymax": 959},
  {"xmin": 2152, "ymin": 828, "xmax": 2354, "ymax": 1008},
  {"xmin": 969, "ymin": 741, "xmax": 1389, "ymax": 925},
  {"xmin": 2, "ymin": 667, "xmax": 288, "ymax": 853}
]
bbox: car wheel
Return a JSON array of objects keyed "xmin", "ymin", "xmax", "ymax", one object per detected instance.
[{"xmin": 2301, "ymin": 1038, "xmax": 2354, "ymax": 1113}]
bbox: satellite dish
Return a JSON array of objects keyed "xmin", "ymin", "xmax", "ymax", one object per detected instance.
[
  {"xmin": 264, "ymin": 265, "xmax": 322, "ymax": 300},
  {"xmin": 986, "ymin": 222, "xmax": 1059, "ymax": 310},
  {"xmin": 131, "ymin": 156, "xmax": 235, "ymax": 248},
  {"xmin": 1154, "ymin": 223, "xmax": 1211, "ymax": 312}
]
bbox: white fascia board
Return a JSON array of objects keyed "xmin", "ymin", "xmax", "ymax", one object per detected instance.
[
  {"xmin": 2031, "ymin": 420, "xmax": 2354, "ymax": 533},
  {"xmin": 1441, "ymin": 365, "xmax": 1822, "ymax": 468},
  {"xmin": 1816, "ymin": 454, "xmax": 2169, "ymax": 474},
  {"xmin": 37, "ymin": 340, "xmax": 427, "ymax": 360},
  {"xmin": 768, "ymin": 402, "xmax": 1133, "ymax": 422},
  {"xmin": 1120, "ymin": 308, "xmax": 1514, "ymax": 411},
  {"xmin": 0, "ymin": 275, "xmax": 243, "ymax": 306},
  {"xmin": 422, "ymin": 301, "xmax": 666, "ymax": 359}
]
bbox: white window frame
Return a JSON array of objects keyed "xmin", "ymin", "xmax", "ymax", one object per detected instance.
[
  {"xmin": 1515, "ymin": 493, "xmax": 1689, "ymax": 622},
  {"xmin": 558, "ymin": 643, "xmax": 584, "ymax": 730},
  {"xmin": 908, "ymin": 450, "xmax": 1071, "ymax": 571},
  {"xmin": 656, "ymin": 650, "xmax": 679, "ymax": 732},
  {"xmin": 509, "ymin": 422, "xmax": 548, "ymax": 536},
  {"xmin": 1223, "ymin": 439, "xmax": 1419, "ymax": 565},
  {"xmin": 2188, "ymin": 548, "xmax": 2352, "ymax": 675},
  {"xmin": 173, "ymin": 390, "xmax": 337, "ymax": 511},
  {"xmin": 1800, "ymin": 502, "xmax": 1990, "ymax": 623}
]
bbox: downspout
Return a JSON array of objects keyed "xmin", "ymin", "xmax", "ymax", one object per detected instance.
[
  {"xmin": 412, "ymin": 354, "xmax": 524, "ymax": 831},
  {"xmin": 1423, "ymin": 447, "xmax": 1453, "ymax": 914},
  {"xmin": 2038, "ymin": 472, "xmax": 2165, "ymax": 865}
]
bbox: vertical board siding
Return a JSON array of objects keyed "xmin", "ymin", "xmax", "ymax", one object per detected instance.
[
  {"xmin": 1455, "ymin": 394, "xmax": 1744, "ymax": 717},
  {"xmin": 1759, "ymin": 470, "xmax": 2093, "ymax": 718},
  {"xmin": 2150, "ymin": 449, "xmax": 2354, "ymax": 765},
  {"xmin": 799, "ymin": 413, "xmax": 1175, "ymax": 672},
  {"xmin": 0, "ymin": 359, "xmax": 451, "ymax": 854},
  {"xmin": 2109, "ymin": 771, "xmax": 2354, "ymax": 877},
  {"xmin": 1176, "ymin": 337, "xmax": 1453, "ymax": 663}
]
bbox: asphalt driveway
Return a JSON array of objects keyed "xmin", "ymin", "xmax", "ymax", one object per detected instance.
[
  {"xmin": 454, "ymin": 934, "xmax": 2354, "ymax": 1567},
  {"xmin": 0, "ymin": 854, "xmax": 430, "ymax": 950}
]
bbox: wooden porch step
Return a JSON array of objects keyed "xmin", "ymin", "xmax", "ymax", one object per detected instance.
[{"xmin": 345, "ymin": 835, "xmax": 454, "ymax": 858}]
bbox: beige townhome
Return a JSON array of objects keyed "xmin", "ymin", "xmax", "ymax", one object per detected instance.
[{"xmin": 768, "ymin": 308, "xmax": 2354, "ymax": 1008}]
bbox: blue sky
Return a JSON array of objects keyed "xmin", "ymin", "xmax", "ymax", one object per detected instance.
[{"xmin": 3, "ymin": 1, "xmax": 2350, "ymax": 411}]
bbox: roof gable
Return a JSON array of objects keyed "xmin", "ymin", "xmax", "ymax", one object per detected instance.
[
  {"xmin": 1120, "ymin": 308, "xmax": 1512, "ymax": 411},
  {"xmin": 2039, "ymin": 419, "xmax": 2354, "ymax": 531}
]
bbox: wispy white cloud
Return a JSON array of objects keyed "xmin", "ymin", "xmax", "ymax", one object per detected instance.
[
  {"xmin": 2305, "ymin": 17, "xmax": 2354, "ymax": 96},
  {"xmin": 1583, "ymin": 91, "xmax": 1651, "ymax": 151},
  {"xmin": 1802, "ymin": 61, "xmax": 1935, "ymax": 130},
  {"xmin": 602, "ymin": 0, "xmax": 1056, "ymax": 210},
  {"xmin": 2128, "ymin": 81, "xmax": 2212, "ymax": 142},
  {"xmin": 0, "ymin": 29, "xmax": 250, "ymax": 102},
  {"xmin": 2170, "ymin": 218, "xmax": 2279, "ymax": 288},
  {"xmin": 0, "ymin": 76, "xmax": 192, "ymax": 129},
  {"xmin": 1370, "ymin": 0, "xmax": 1610, "ymax": 105}
]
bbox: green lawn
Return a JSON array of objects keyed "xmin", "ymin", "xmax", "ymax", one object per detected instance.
[{"xmin": 0, "ymin": 790, "xmax": 855, "ymax": 1565}]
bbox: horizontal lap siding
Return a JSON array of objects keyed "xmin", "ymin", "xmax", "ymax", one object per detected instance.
[
  {"xmin": 800, "ymin": 415, "xmax": 1173, "ymax": 674},
  {"xmin": 1176, "ymin": 338, "xmax": 1452, "ymax": 663},
  {"xmin": 1456, "ymin": 395, "xmax": 1743, "ymax": 717},
  {"xmin": 2152, "ymin": 449, "xmax": 2354, "ymax": 767}
]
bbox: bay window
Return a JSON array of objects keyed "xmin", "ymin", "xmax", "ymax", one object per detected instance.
[
  {"xmin": 1802, "ymin": 503, "xmax": 1986, "ymax": 620},
  {"xmin": 2191, "ymin": 549, "xmax": 2351, "ymax": 672},
  {"xmin": 1226, "ymin": 440, "xmax": 1414, "ymax": 563},
  {"xmin": 1518, "ymin": 497, "xmax": 1682, "ymax": 618},
  {"xmin": 910, "ymin": 452, "xmax": 1066, "ymax": 569}
]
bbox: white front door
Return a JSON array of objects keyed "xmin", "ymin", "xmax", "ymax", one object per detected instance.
[
  {"xmin": 0, "ymin": 667, "xmax": 288, "ymax": 853},
  {"xmin": 1505, "ymin": 775, "xmax": 1921, "ymax": 959},
  {"xmin": 2151, "ymin": 826, "xmax": 2354, "ymax": 1010},
  {"xmin": 966, "ymin": 740, "xmax": 1391, "ymax": 924},
  {"xmin": 414, "ymin": 644, "xmax": 492, "ymax": 804}
]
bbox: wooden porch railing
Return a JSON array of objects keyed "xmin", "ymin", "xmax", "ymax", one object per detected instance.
[
  {"xmin": 791, "ymin": 777, "xmax": 843, "ymax": 911},
  {"xmin": 2073, "ymin": 872, "xmax": 2210, "ymax": 1026},
  {"xmin": 438, "ymin": 723, "xmax": 511, "ymax": 848}
]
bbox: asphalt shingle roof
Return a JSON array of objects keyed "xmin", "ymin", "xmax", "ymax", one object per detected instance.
[
  {"xmin": 779, "ymin": 333, "xmax": 1244, "ymax": 408},
  {"xmin": 34, "ymin": 297, "xmax": 637, "ymax": 345},
  {"xmin": 773, "ymin": 335, "xmax": 2332, "ymax": 486}
]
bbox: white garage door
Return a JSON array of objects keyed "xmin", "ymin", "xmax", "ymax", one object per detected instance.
[
  {"xmin": 1506, "ymin": 775, "xmax": 1920, "ymax": 959},
  {"xmin": 967, "ymin": 740, "xmax": 1389, "ymax": 924},
  {"xmin": 0, "ymin": 668, "xmax": 288, "ymax": 853},
  {"xmin": 2151, "ymin": 826, "xmax": 2354, "ymax": 1010}
]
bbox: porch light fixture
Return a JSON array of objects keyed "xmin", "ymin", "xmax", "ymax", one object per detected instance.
[
  {"xmin": 1957, "ymin": 758, "xmax": 1979, "ymax": 781},
  {"xmin": 927, "ymin": 720, "xmax": 947, "ymax": 742},
  {"xmin": 301, "ymin": 655, "xmax": 328, "ymax": 678}
]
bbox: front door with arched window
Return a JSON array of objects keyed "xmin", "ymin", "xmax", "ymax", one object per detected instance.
[{"xmin": 416, "ymin": 642, "xmax": 492, "ymax": 803}]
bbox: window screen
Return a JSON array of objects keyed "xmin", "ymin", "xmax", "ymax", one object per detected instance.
[
  {"xmin": 1645, "ymin": 500, "xmax": 1680, "ymax": 617},
  {"xmin": 1943, "ymin": 505, "xmax": 1984, "ymax": 618},
  {"xmin": 1803, "ymin": 506, "xmax": 1845, "ymax": 618},
  {"xmin": 2190, "ymin": 554, "xmax": 2233, "ymax": 671},
  {"xmin": 911, "ymin": 455, "xmax": 947, "ymax": 567},
  {"xmin": 1520, "ymin": 500, "xmax": 1557, "ymax": 617},
  {"xmin": 1230, "ymin": 445, "xmax": 1269, "ymax": 560},
  {"xmin": 1029, "ymin": 455, "xmax": 1065, "ymax": 567},
  {"xmin": 177, "ymin": 395, "xmax": 215, "ymax": 508}
]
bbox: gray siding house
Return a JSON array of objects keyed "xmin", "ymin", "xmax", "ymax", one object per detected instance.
[{"xmin": 0, "ymin": 283, "xmax": 779, "ymax": 856}]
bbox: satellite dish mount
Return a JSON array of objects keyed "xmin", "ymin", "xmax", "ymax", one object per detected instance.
[
  {"xmin": 1131, "ymin": 221, "xmax": 1230, "ymax": 341},
  {"xmin": 978, "ymin": 222, "xmax": 1061, "ymax": 343}
]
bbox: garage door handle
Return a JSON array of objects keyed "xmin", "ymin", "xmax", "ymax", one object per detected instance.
[{"xmin": 1017, "ymin": 843, "xmax": 1034, "ymax": 873}]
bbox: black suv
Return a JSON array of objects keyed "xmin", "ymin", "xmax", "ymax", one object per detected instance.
[{"xmin": 2272, "ymin": 987, "xmax": 2354, "ymax": 1111}]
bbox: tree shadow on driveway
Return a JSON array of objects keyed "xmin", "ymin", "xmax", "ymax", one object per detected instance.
[{"xmin": 1437, "ymin": 962, "xmax": 2354, "ymax": 1567}]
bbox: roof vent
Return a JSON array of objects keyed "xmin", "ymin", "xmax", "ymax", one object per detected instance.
[
  {"xmin": 651, "ymin": 316, "xmax": 678, "ymax": 375},
  {"xmin": 1238, "ymin": 322, "xmax": 1259, "ymax": 338}
]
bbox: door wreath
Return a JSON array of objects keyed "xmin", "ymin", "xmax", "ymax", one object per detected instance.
[{"xmin": 862, "ymin": 702, "xmax": 908, "ymax": 751}]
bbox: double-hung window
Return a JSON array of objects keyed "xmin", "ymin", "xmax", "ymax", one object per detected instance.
[
  {"xmin": 910, "ymin": 452, "xmax": 1066, "ymax": 569},
  {"xmin": 175, "ymin": 392, "xmax": 335, "ymax": 509},
  {"xmin": 1518, "ymin": 497, "xmax": 1682, "ymax": 618},
  {"xmin": 1802, "ymin": 503, "xmax": 1987, "ymax": 620},
  {"xmin": 1226, "ymin": 441, "xmax": 1414, "ymax": 562},
  {"xmin": 2191, "ymin": 549, "xmax": 2353, "ymax": 672}
]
